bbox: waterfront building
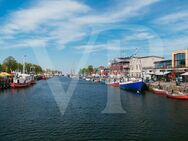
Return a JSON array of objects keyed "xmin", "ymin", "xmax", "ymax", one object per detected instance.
[
  {"xmin": 154, "ymin": 60, "xmax": 172, "ymax": 81},
  {"xmin": 169, "ymin": 49, "xmax": 188, "ymax": 81},
  {"xmin": 109, "ymin": 57, "xmax": 130, "ymax": 78},
  {"xmin": 172, "ymin": 49, "xmax": 188, "ymax": 73},
  {"xmin": 129, "ymin": 56, "xmax": 164, "ymax": 79},
  {"xmin": 94, "ymin": 66, "xmax": 109, "ymax": 77},
  {"xmin": 154, "ymin": 60, "xmax": 172, "ymax": 69}
]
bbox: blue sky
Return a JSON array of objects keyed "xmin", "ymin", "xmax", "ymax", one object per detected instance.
[{"xmin": 0, "ymin": 0, "xmax": 188, "ymax": 72}]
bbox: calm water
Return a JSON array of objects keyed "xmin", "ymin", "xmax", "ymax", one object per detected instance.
[{"xmin": 0, "ymin": 77, "xmax": 188, "ymax": 141}]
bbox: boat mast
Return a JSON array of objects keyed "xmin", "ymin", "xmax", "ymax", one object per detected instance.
[{"xmin": 23, "ymin": 55, "xmax": 26, "ymax": 74}]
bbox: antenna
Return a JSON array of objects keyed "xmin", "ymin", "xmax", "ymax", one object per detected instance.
[{"xmin": 130, "ymin": 48, "xmax": 138, "ymax": 58}]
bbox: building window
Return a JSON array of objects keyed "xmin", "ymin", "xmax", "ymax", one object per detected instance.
[{"xmin": 175, "ymin": 53, "xmax": 185, "ymax": 68}]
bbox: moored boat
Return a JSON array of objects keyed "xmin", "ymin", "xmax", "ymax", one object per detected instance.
[
  {"xmin": 85, "ymin": 78, "xmax": 90, "ymax": 81},
  {"xmin": 31, "ymin": 79, "xmax": 36, "ymax": 84},
  {"xmin": 100, "ymin": 79, "xmax": 106, "ymax": 84},
  {"xmin": 110, "ymin": 82, "xmax": 119, "ymax": 87},
  {"xmin": 94, "ymin": 79, "xmax": 100, "ymax": 83},
  {"xmin": 152, "ymin": 88, "xmax": 168, "ymax": 96},
  {"xmin": 10, "ymin": 82, "xmax": 31, "ymax": 88},
  {"xmin": 166, "ymin": 92, "xmax": 188, "ymax": 100},
  {"xmin": 30, "ymin": 75, "xmax": 36, "ymax": 84},
  {"xmin": 119, "ymin": 80, "xmax": 147, "ymax": 93},
  {"xmin": 42, "ymin": 75, "xmax": 48, "ymax": 80},
  {"xmin": 10, "ymin": 73, "xmax": 33, "ymax": 88}
]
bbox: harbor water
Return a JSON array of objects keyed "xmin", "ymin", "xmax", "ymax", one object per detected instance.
[{"xmin": 0, "ymin": 77, "xmax": 188, "ymax": 141}]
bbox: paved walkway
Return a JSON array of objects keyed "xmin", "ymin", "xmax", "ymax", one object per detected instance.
[{"xmin": 150, "ymin": 81, "xmax": 188, "ymax": 93}]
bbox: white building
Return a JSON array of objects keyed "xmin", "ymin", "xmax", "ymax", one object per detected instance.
[{"xmin": 129, "ymin": 56, "xmax": 164, "ymax": 79}]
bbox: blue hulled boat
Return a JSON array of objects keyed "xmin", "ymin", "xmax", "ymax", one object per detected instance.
[{"xmin": 119, "ymin": 81, "xmax": 147, "ymax": 93}]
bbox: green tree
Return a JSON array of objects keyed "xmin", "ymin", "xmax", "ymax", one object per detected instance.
[
  {"xmin": 87, "ymin": 65, "xmax": 94, "ymax": 74},
  {"xmin": 80, "ymin": 68, "xmax": 87, "ymax": 76},
  {"xmin": 17, "ymin": 63, "xmax": 23, "ymax": 72},
  {"xmin": 0, "ymin": 64, "xmax": 2, "ymax": 72},
  {"xmin": 3, "ymin": 56, "xmax": 17, "ymax": 73},
  {"xmin": 33, "ymin": 64, "xmax": 43, "ymax": 74},
  {"xmin": 25, "ymin": 63, "xmax": 33, "ymax": 73},
  {"xmin": 2, "ymin": 64, "xmax": 7, "ymax": 72}
]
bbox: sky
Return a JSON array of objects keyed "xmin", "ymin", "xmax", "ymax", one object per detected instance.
[{"xmin": 0, "ymin": 0, "xmax": 188, "ymax": 73}]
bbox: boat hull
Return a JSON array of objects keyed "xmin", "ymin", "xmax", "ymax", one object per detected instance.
[
  {"xmin": 94, "ymin": 79, "xmax": 100, "ymax": 83},
  {"xmin": 152, "ymin": 88, "xmax": 167, "ymax": 96},
  {"xmin": 119, "ymin": 81, "xmax": 146, "ymax": 93},
  {"xmin": 10, "ymin": 82, "xmax": 31, "ymax": 88},
  {"xmin": 31, "ymin": 80, "xmax": 36, "ymax": 85},
  {"xmin": 100, "ymin": 80, "xmax": 106, "ymax": 84},
  {"xmin": 110, "ymin": 82, "xmax": 119, "ymax": 87},
  {"xmin": 167, "ymin": 93, "xmax": 188, "ymax": 100},
  {"xmin": 42, "ymin": 77, "xmax": 47, "ymax": 80}
]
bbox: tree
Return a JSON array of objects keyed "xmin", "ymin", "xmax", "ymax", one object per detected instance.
[
  {"xmin": 17, "ymin": 63, "xmax": 23, "ymax": 72},
  {"xmin": 3, "ymin": 56, "xmax": 17, "ymax": 73},
  {"xmin": 33, "ymin": 64, "xmax": 43, "ymax": 74},
  {"xmin": 25, "ymin": 63, "xmax": 33, "ymax": 73},
  {"xmin": 79, "ymin": 68, "xmax": 87, "ymax": 76},
  {"xmin": 1, "ymin": 64, "xmax": 7, "ymax": 72},
  {"xmin": 87, "ymin": 65, "xmax": 94, "ymax": 74},
  {"xmin": 79, "ymin": 65, "xmax": 94, "ymax": 76},
  {"xmin": 0, "ymin": 64, "xmax": 2, "ymax": 72}
]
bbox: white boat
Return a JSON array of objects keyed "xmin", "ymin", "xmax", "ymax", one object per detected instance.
[
  {"xmin": 10, "ymin": 56, "xmax": 35, "ymax": 88},
  {"xmin": 11, "ymin": 73, "xmax": 33, "ymax": 88},
  {"xmin": 85, "ymin": 78, "xmax": 90, "ymax": 81}
]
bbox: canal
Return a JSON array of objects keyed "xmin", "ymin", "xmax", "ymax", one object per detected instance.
[{"xmin": 0, "ymin": 77, "xmax": 188, "ymax": 141}]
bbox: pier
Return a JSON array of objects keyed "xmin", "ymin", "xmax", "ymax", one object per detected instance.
[{"xmin": 0, "ymin": 78, "xmax": 11, "ymax": 89}]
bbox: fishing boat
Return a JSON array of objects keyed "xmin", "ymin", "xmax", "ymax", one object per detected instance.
[
  {"xmin": 28, "ymin": 74, "xmax": 36, "ymax": 85},
  {"xmin": 30, "ymin": 75, "xmax": 36, "ymax": 84},
  {"xmin": 119, "ymin": 80, "xmax": 147, "ymax": 93},
  {"xmin": 166, "ymin": 92, "xmax": 188, "ymax": 100},
  {"xmin": 31, "ymin": 80, "xmax": 36, "ymax": 84},
  {"xmin": 10, "ymin": 73, "xmax": 33, "ymax": 88},
  {"xmin": 152, "ymin": 88, "xmax": 168, "ymax": 96},
  {"xmin": 10, "ymin": 56, "xmax": 34, "ymax": 88}
]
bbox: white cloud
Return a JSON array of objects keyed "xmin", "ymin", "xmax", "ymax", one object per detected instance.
[
  {"xmin": 0, "ymin": 0, "xmax": 159, "ymax": 50},
  {"xmin": 155, "ymin": 11, "xmax": 188, "ymax": 24},
  {"xmin": 75, "ymin": 43, "xmax": 137, "ymax": 53},
  {"xmin": 164, "ymin": 36, "xmax": 188, "ymax": 49},
  {"xmin": 76, "ymin": 44, "xmax": 121, "ymax": 53},
  {"xmin": 2, "ymin": 0, "xmax": 90, "ymax": 34},
  {"xmin": 153, "ymin": 10, "xmax": 188, "ymax": 32},
  {"xmin": 0, "ymin": 38, "xmax": 47, "ymax": 49},
  {"xmin": 72, "ymin": 0, "xmax": 159, "ymax": 25},
  {"xmin": 124, "ymin": 31, "xmax": 155, "ymax": 41}
]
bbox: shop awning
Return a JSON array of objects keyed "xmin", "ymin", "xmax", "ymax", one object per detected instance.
[
  {"xmin": 154, "ymin": 72, "xmax": 170, "ymax": 76},
  {"xmin": 181, "ymin": 72, "xmax": 188, "ymax": 76},
  {"xmin": 0, "ymin": 72, "xmax": 13, "ymax": 77}
]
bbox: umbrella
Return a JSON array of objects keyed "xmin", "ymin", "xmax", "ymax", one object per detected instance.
[
  {"xmin": 171, "ymin": 70, "xmax": 175, "ymax": 79},
  {"xmin": 181, "ymin": 72, "xmax": 188, "ymax": 76},
  {"xmin": 155, "ymin": 72, "xmax": 170, "ymax": 76},
  {"xmin": 0, "ymin": 72, "xmax": 13, "ymax": 77}
]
